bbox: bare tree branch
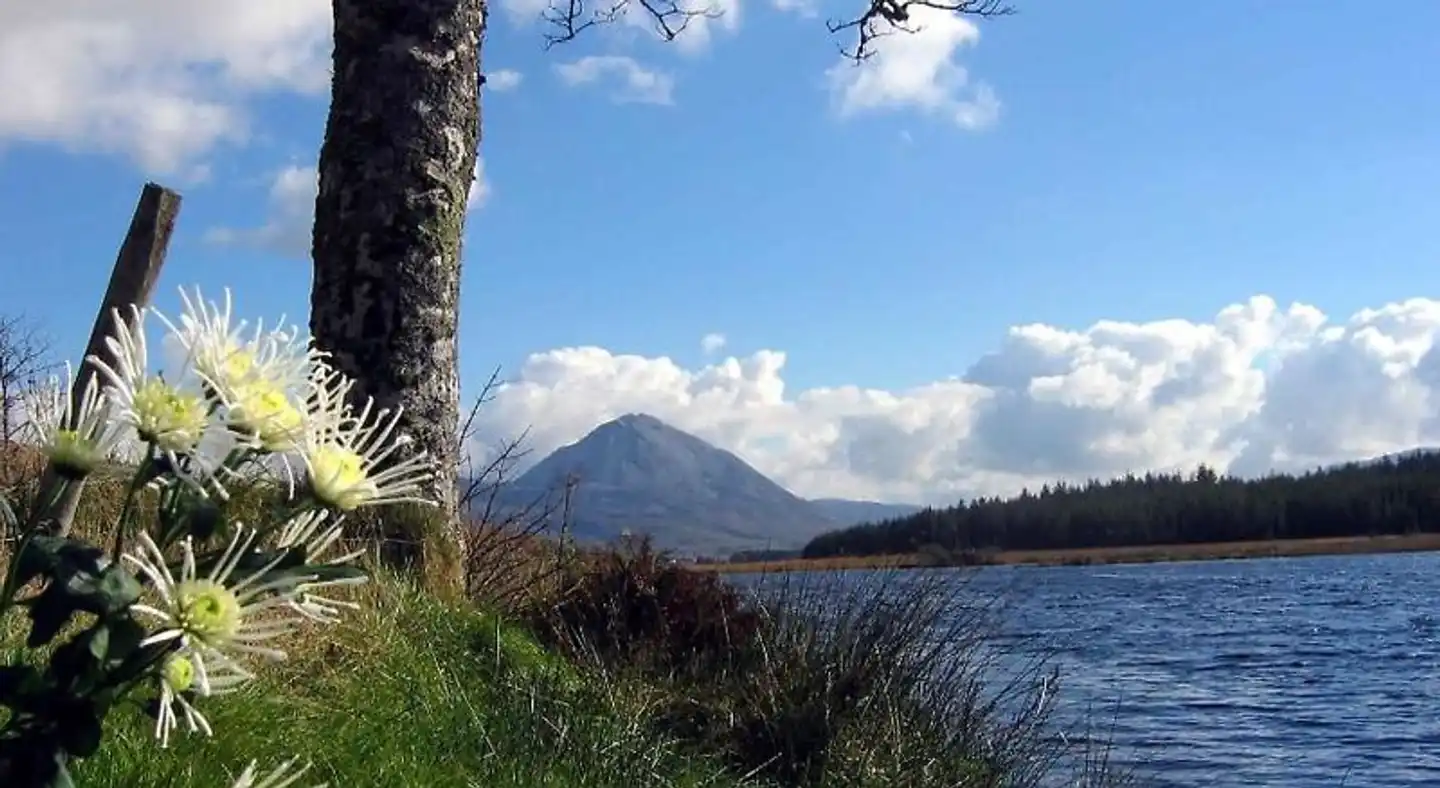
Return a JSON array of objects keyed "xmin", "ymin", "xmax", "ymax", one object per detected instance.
[
  {"xmin": 539, "ymin": 0, "xmax": 1012, "ymax": 59},
  {"xmin": 541, "ymin": 0, "xmax": 719, "ymax": 48},
  {"xmin": 827, "ymin": 0, "xmax": 1013, "ymax": 62},
  {"xmin": 0, "ymin": 314, "xmax": 57, "ymax": 448},
  {"xmin": 453, "ymin": 367, "xmax": 575, "ymax": 608}
]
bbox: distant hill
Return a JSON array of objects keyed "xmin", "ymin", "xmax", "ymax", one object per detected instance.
[
  {"xmin": 807, "ymin": 498, "xmax": 924, "ymax": 526},
  {"xmin": 1348, "ymin": 447, "xmax": 1440, "ymax": 469},
  {"xmin": 490, "ymin": 414, "xmax": 841, "ymax": 556}
]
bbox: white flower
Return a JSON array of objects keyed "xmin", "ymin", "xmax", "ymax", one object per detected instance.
[
  {"xmin": 89, "ymin": 305, "xmax": 219, "ymax": 488},
  {"xmin": 275, "ymin": 509, "xmax": 364, "ymax": 566},
  {"xmin": 153, "ymin": 649, "xmax": 248, "ymax": 748},
  {"xmin": 229, "ymin": 757, "xmax": 326, "ymax": 788},
  {"xmin": 123, "ymin": 528, "xmax": 310, "ymax": 675},
  {"xmin": 21, "ymin": 364, "xmax": 124, "ymax": 480},
  {"xmin": 296, "ymin": 360, "xmax": 436, "ymax": 512},
  {"xmin": 274, "ymin": 510, "xmax": 368, "ymax": 624},
  {"xmin": 157, "ymin": 287, "xmax": 313, "ymax": 402},
  {"xmin": 155, "ymin": 287, "xmax": 316, "ymax": 453},
  {"xmin": 228, "ymin": 378, "xmax": 307, "ymax": 453}
]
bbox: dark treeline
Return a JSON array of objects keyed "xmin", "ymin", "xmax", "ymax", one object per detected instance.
[{"xmin": 803, "ymin": 452, "xmax": 1440, "ymax": 558}]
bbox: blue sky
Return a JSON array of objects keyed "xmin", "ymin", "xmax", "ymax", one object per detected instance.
[{"xmin": 2, "ymin": 1, "xmax": 1439, "ymax": 501}]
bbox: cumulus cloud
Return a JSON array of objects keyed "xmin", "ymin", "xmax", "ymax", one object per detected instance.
[
  {"xmin": 467, "ymin": 296, "xmax": 1440, "ymax": 505},
  {"xmin": 208, "ymin": 156, "xmax": 492, "ymax": 258},
  {"xmin": 204, "ymin": 164, "xmax": 318, "ymax": 255},
  {"xmin": 486, "ymin": 68, "xmax": 524, "ymax": 92},
  {"xmin": 554, "ymin": 56, "xmax": 676, "ymax": 105},
  {"xmin": 827, "ymin": 6, "xmax": 999, "ymax": 130},
  {"xmin": 701, "ymin": 333, "xmax": 727, "ymax": 355},
  {"xmin": 0, "ymin": 0, "xmax": 331, "ymax": 174}
]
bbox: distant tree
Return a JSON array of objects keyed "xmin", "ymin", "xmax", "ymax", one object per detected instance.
[
  {"xmin": 0, "ymin": 314, "xmax": 56, "ymax": 447},
  {"xmin": 804, "ymin": 455, "xmax": 1440, "ymax": 558}
]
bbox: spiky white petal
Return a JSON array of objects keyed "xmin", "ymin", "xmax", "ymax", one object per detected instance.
[
  {"xmin": 122, "ymin": 528, "xmax": 314, "ymax": 673},
  {"xmin": 229, "ymin": 757, "xmax": 326, "ymax": 788},
  {"xmin": 295, "ymin": 359, "xmax": 436, "ymax": 512},
  {"xmin": 273, "ymin": 510, "xmax": 368, "ymax": 623},
  {"xmin": 87, "ymin": 304, "xmax": 226, "ymax": 498},
  {"xmin": 21, "ymin": 363, "xmax": 125, "ymax": 479}
]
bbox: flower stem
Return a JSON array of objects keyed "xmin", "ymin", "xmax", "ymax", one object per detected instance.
[{"xmin": 111, "ymin": 448, "xmax": 157, "ymax": 563}]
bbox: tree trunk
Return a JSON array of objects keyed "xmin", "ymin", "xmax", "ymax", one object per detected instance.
[{"xmin": 311, "ymin": 0, "xmax": 484, "ymax": 568}]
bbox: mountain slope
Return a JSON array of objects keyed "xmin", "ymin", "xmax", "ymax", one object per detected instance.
[{"xmin": 497, "ymin": 414, "xmax": 838, "ymax": 555}]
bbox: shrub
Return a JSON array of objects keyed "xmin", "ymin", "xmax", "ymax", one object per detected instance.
[
  {"xmin": 531, "ymin": 534, "xmax": 764, "ymax": 681},
  {"xmin": 539, "ymin": 553, "xmax": 1133, "ymax": 788}
]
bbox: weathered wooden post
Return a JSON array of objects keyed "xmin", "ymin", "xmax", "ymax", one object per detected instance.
[{"xmin": 29, "ymin": 183, "xmax": 182, "ymax": 537}]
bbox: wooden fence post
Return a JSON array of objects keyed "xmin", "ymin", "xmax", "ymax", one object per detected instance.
[{"xmin": 29, "ymin": 183, "xmax": 182, "ymax": 538}]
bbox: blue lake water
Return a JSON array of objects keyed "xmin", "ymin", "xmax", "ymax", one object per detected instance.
[{"xmin": 744, "ymin": 552, "xmax": 1440, "ymax": 787}]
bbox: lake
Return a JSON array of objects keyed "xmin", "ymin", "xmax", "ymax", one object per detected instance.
[{"xmin": 743, "ymin": 552, "xmax": 1440, "ymax": 787}]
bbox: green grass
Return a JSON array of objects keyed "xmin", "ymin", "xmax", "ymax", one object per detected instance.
[{"xmin": 17, "ymin": 573, "xmax": 751, "ymax": 788}]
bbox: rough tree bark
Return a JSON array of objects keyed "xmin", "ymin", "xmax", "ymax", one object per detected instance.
[{"xmin": 311, "ymin": 0, "xmax": 484, "ymax": 566}]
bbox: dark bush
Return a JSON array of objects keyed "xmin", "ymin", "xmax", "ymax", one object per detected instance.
[
  {"xmin": 531, "ymin": 534, "xmax": 764, "ymax": 679},
  {"xmin": 536, "ymin": 545, "xmax": 1133, "ymax": 788}
]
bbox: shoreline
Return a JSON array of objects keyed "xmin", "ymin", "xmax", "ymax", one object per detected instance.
[{"xmin": 696, "ymin": 532, "xmax": 1440, "ymax": 574}]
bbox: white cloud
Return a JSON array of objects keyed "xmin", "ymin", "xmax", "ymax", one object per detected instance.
[
  {"xmin": 555, "ymin": 56, "xmax": 676, "ymax": 105},
  {"xmin": 700, "ymin": 333, "xmax": 728, "ymax": 354},
  {"xmin": 0, "ymin": 0, "xmax": 331, "ymax": 174},
  {"xmin": 486, "ymin": 69, "xmax": 524, "ymax": 92},
  {"xmin": 204, "ymin": 164, "xmax": 317, "ymax": 255},
  {"xmin": 770, "ymin": 0, "xmax": 817, "ymax": 18},
  {"xmin": 468, "ymin": 156, "xmax": 492, "ymax": 210},
  {"xmin": 827, "ymin": 6, "xmax": 999, "ymax": 130},
  {"xmin": 466, "ymin": 295, "xmax": 1440, "ymax": 505},
  {"xmin": 208, "ymin": 156, "xmax": 491, "ymax": 258}
]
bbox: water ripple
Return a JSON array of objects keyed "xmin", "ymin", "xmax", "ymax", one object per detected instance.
[{"xmin": 966, "ymin": 552, "xmax": 1440, "ymax": 787}]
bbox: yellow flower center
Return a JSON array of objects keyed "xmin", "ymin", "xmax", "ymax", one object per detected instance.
[
  {"xmin": 162, "ymin": 654, "xmax": 196, "ymax": 694},
  {"xmin": 230, "ymin": 381, "xmax": 304, "ymax": 451},
  {"xmin": 310, "ymin": 444, "xmax": 377, "ymax": 511},
  {"xmin": 221, "ymin": 348, "xmax": 256, "ymax": 387},
  {"xmin": 47, "ymin": 428, "xmax": 98, "ymax": 479},
  {"xmin": 175, "ymin": 579, "xmax": 242, "ymax": 646},
  {"xmin": 132, "ymin": 378, "xmax": 208, "ymax": 453}
]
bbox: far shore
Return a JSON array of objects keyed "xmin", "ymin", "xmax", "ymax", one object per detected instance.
[{"xmin": 695, "ymin": 532, "xmax": 1440, "ymax": 574}]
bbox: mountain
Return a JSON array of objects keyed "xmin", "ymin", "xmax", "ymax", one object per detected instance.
[
  {"xmin": 807, "ymin": 498, "xmax": 924, "ymax": 526},
  {"xmin": 494, "ymin": 414, "xmax": 839, "ymax": 556}
]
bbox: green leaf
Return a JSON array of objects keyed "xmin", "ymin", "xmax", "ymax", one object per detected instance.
[
  {"xmin": 65, "ymin": 563, "xmax": 143, "ymax": 617},
  {"xmin": 11, "ymin": 535, "xmax": 75, "ymax": 589},
  {"xmin": 13, "ymin": 539, "xmax": 141, "ymax": 617},
  {"xmin": 108, "ymin": 641, "xmax": 176, "ymax": 688},
  {"xmin": 18, "ymin": 540, "xmax": 143, "ymax": 649},
  {"xmin": 0, "ymin": 664, "xmax": 44, "ymax": 707},
  {"xmin": 0, "ymin": 741, "xmax": 74, "ymax": 788},
  {"xmin": 26, "ymin": 588, "xmax": 75, "ymax": 649},
  {"xmin": 53, "ymin": 698, "xmax": 102, "ymax": 758},
  {"xmin": 96, "ymin": 617, "xmax": 146, "ymax": 667}
]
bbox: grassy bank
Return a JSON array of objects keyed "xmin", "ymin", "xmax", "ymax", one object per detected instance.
[
  {"xmin": 3, "ymin": 570, "xmax": 745, "ymax": 788},
  {"xmin": 2, "ymin": 472, "xmax": 1129, "ymax": 787},
  {"xmin": 702, "ymin": 532, "xmax": 1440, "ymax": 574}
]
